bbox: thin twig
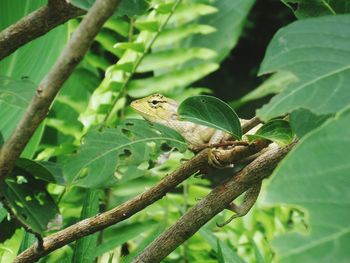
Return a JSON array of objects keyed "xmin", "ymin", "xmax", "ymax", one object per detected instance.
[
  {"xmin": 242, "ymin": 116, "xmax": 262, "ymax": 134},
  {"xmin": 0, "ymin": 0, "xmax": 85, "ymax": 61},
  {"xmin": 0, "ymin": 0, "xmax": 122, "ymax": 182}
]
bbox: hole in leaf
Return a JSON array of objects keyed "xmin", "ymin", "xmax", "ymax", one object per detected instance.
[
  {"xmin": 121, "ymin": 128, "xmax": 133, "ymax": 138},
  {"xmin": 25, "ymin": 196, "xmax": 32, "ymax": 202},
  {"xmin": 114, "ymin": 165, "xmax": 128, "ymax": 180},
  {"xmin": 147, "ymin": 160, "xmax": 156, "ymax": 170},
  {"xmin": 137, "ymin": 161, "xmax": 149, "ymax": 170},
  {"xmin": 35, "ymin": 192, "xmax": 46, "ymax": 206},
  {"xmin": 118, "ymin": 149, "xmax": 132, "ymax": 161},
  {"xmin": 161, "ymin": 143, "xmax": 172, "ymax": 152},
  {"xmin": 16, "ymin": 176, "xmax": 28, "ymax": 184},
  {"xmin": 15, "ymin": 201, "xmax": 24, "ymax": 208},
  {"xmin": 146, "ymin": 142, "xmax": 156, "ymax": 149}
]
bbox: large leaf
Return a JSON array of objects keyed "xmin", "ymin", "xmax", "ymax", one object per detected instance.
[
  {"xmin": 282, "ymin": 0, "xmax": 350, "ymax": 19},
  {"xmin": 0, "ymin": 170, "xmax": 60, "ymax": 234},
  {"xmin": 64, "ymin": 119, "xmax": 186, "ymax": 188},
  {"xmin": 257, "ymin": 15, "xmax": 350, "ymax": 121},
  {"xmin": 182, "ymin": 0, "xmax": 256, "ymax": 63},
  {"xmin": 230, "ymin": 71, "xmax": 297, "ymax": 109},
  {"xmin": 289, "ymin": 108, "xmax": 332, "ymax": 138},
  {"xmin": 0, "ymin": 0, "xmax": 67, "ymax": 152},
  {"xmin": 0, "ymin": 77, "xmax": 35, "ymax": 139},
  {"xmin": 263, "ymin": 107, "xmax": 350, "ymax": 262},
  {"xmin": 178, "ymin": 95, "xmax": 242, "ymax": 139}
]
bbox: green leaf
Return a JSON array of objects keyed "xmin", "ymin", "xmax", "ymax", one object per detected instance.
[
  {"xmin": 0, "ymin": 172, "xmax": 60, "ymax": 234},
  {"xmin": 230, "ymin": 71, "xmax": 297, "ymax": 108},
  {"xmin": 178, "ymin": 95, "xmax": 242, "ymax": 139},
  {"xmin": 70, "ymin": 0, "xmax": 149, "ymax": 17},
  {"xmin": 263, "ymin": 107, "xmax": 350, "ymax": 262},
  {"xmin": 0, "ymin": 77, "xmax": 35, "ymax": 139},
  {"xmin": 115, "ymin": 0, "xmax": 150, "ymax": 17},
  {"xmin": 182, "ymin": 0, "xmax": 256, "ymax": 63},
  {"xmin": 113, "ymin": 42, "xmax": 146, "ymax": 53},
  {"xmin": 154, "ymin": 24, "xmax": 216, "ymax": 48},
  {"xmin": 0, "ymin": 0, "xmax": 67, "ymax": 83},
  {"xmin": 0, "ymin": 203, "xmax": 7, "ymax": 223},
  {"xmin": 247, "ymin": 119, "xmax": 294, "ymax": 146},
  {"xmin": 15, "ymin": 158, "xmax": 65, "ymax": 185},
  {"xmin": 135, "ymin": 20, "xmax": 160, "ymax": 32},
  {"xmin": 282, "ymin": 0, "xmax": 350, "ymax": 19},
  {"xmin": 257, "ymin": 15, "xmax": 350, "ymax": 121},
  {"xmin": 64, "ymin": 119, "xmax": 186, "ymax": 188},
  {"xmin": 200, "ymin": 228, "xmax": 245, "ymax": 263},
  {"xmin": 217, "ymin": 239, "xmax": 225, "ymax": 263},
  {"xmin": 0, "ymin": 130, "xmax": 4, "ymax": 146},
  {"xmin": 0, "ymin": 0, "xmax": 67, "ymax": 156},
  {"xmin": 128, "ymin": 63, "xmax": 219, "ymax": 98},
  {"xmin": 17, "ymin": 232, "xmax": 36, "ymax": 255},
  {"xmin": 72, "ymin": 189, "xmax": 101, "ymax": 263},
  {"xmin": 290, "ymin": 108, "xmax": 332, "ymax": 138},
  {"xmin": 122, "ymin": 224, "xmax": 165, "ymax": 263},
  {"xmin": 137, "ymin": 48, "xmax": 217, "ymax": 73},
  {"xmin": 93, "ymin": 221, "xmax": 157, "ymax": 257},
  {"xmin": 171, "ymin": 2, "xmax": 218, "ymax": 24}
]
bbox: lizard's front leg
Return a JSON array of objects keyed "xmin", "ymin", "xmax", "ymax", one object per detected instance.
[
  {"xmin": 207, "ymin": 130, "xmax": 231, "ymax": 168},
  {"xmin": 217, "ymin": 182, "xmax": 262, "ymax": 227}
]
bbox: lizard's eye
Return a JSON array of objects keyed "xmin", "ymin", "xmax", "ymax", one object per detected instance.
[{"xmin": 149, "ymin": 100, "xmax": 160, "ymax": 107}]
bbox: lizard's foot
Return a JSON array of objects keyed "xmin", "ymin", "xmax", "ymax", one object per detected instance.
[
  {"xmin": 208, "ymin": 148, "xmax": 233, "ymax": 169},
  {"xmin": 216, "ymin": 182, "xmax": 262, "ymax": 227}
]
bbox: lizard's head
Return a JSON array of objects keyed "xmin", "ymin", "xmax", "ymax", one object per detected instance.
[{"xmin": 131, "ymin": 93, "xmax": 179, "ymax": 123}]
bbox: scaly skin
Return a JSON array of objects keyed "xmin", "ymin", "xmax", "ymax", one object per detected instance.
[
  {"xmin": 131, "ymin": 93, "xmax": 261, "ymax": 226},
  {"xmin": 130, "ymin": 93, "xmax": 229, "ymax": 151}
]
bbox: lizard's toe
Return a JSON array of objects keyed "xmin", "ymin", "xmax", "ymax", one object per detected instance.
[{"xmin": 208, "ymin": 149, "xmax": 229, "ymax": 169}]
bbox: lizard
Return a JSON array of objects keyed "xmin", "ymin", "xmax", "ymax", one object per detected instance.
[{"xmin": 131, "ymin": 93, "xmax": 263, "ymax": 226}]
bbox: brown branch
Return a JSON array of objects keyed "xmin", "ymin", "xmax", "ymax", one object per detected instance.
[
  {"xmin": 14, "ymin": 150, "xmax": 209, "ymax": 263},
  {"xmin": 242, "ymin": 116, "xmax": 262, "ymax": 134},
  {"xmin": 133, "ymin": 141, "xmax": 297, "ymax": 263},
  {"xmin": 0, "ymin": 0, "xmax": 86, "ymax": 61},
  {"xmin": 15, "ymin": 140, "xmax": 268, "ymax": 262},
  {"xmin": 0, "ymin": 0, "xmax": 121, "ymax": 182}
]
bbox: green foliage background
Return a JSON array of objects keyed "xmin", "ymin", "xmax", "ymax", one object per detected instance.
[{"xmin": 0, "ymin": 0, "xmax": 349, "ymax": 262}]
